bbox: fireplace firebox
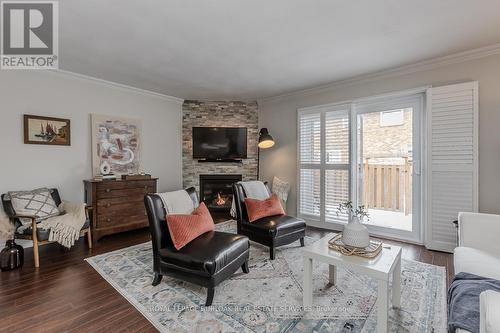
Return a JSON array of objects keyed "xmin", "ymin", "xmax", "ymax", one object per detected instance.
[{"xmin": 199, "ymin": 174, "xmax": 242, "ymax": 220}]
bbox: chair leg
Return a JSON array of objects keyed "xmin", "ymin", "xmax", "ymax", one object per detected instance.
[
  {"xmin": 206, "ymin": 287, "xmax": 215, "ymax": 306},
  {"xmin": 300, "ymin": 237, "xmax": 305, "ymax": 247},
  {"xmin": 270, "ymin": 246, "xmax": 275, "ymax": 260},
  {"xmin": 241, "ymin": 260, "xmax": 249, "ymax": 273},
  {"xmin": 152, "ymin": 273, "xmax": 162, "ymax": 286},
  {"xmin": 32, "ymin": 221, "xmax": 40, "ymax": 268},
  {"xmin": 87, "ymin": 228, "xmax": 93, "ymax": 249}
]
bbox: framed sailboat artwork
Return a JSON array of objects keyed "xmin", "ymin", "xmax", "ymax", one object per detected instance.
[{"xmin": 23, "ymin": 114, "xmax": 71, "ymax": 146}]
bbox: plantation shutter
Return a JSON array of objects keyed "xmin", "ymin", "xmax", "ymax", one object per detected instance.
[
  {"xmin": 324, "ymin": 110, "xmax": 350, "ymax": 223},
  {"xmin": 425, "ymin": 82, "xmax": 478, "ymax": 252},
  {"xmin": 298, "ymin": 112, "xmax": 321, "ymax": 217},
  {"xmin": 298, "ymin": 105, "xmax": 350, "ymax": 223}
]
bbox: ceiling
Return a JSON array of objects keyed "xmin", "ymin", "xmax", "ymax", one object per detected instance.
[{"xmin": 60, "ymin": 0, "xmax": 500, "ymax": 100}]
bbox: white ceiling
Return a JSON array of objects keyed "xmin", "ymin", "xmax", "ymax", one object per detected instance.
[{"xmin": 60, "ymin": 0, "xmax": 500, "ymax": 100}]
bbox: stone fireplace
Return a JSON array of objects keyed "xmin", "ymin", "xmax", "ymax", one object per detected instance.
[
  {"xmin": 182, "ymin": 101, "xmax": 259, "ymax": 209},
  {"xmin": 199, "ymin": 174, "xmax": 242, "ymax": 220}
]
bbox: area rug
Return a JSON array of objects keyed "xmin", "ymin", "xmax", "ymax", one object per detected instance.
[{"xmin": 85, "ymin": 221, "xmax": 446, "ymax": 332}]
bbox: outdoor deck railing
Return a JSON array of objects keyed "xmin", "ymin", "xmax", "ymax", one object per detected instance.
[{"xmin": 362, "ymin": 158, "xmax": 412, "ymax": 215}]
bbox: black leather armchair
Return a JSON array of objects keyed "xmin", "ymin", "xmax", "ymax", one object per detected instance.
[
  {"xmin": 232, "ymin": 182, "xmax": 306, "ymax": 260},
  {"xmin": 144, "ymin": 187, "xmax": 250, "ymax": 306}
]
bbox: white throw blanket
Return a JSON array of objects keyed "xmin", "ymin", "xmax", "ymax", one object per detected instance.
[
  {"xmin": 37, "ymin": 201, "xmax": 87, "ymax": 248},
  {"xmin": 157, "ymin": 190, "xmax": 195, "ymax": 215},
  {"xmin": 230, "ymin": 181, "xmax": 270, "ymax": 217},
  {"xmin": 0, "ymin": 209, "xmax": 15, "ymax": 240},
  {"xmin": 272, "ymin": 176, "xmax": 291, "ymax": 213}
]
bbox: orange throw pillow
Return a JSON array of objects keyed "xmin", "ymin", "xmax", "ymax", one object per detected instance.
[
  {"xmin": 244, "ymin": 194, "xmax": 285, "ymax": 222},
  {"xmin": 166, "ymin": 202, "xmax": 215, "ymax": 250}
]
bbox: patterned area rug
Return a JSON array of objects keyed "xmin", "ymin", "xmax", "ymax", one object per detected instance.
[{"xmin": 86, "ymin": 221, "xmax": 446, "ymax": 332}]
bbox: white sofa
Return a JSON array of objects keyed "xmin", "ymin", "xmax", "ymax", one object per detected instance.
[{"xmin": 454, "ymin": 212, "xmax": 500, "ymax": 333}]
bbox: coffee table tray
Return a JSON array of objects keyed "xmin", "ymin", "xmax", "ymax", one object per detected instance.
[{"xmin": 328, "ymin": 234, "xmax": 383, "ymax": 258}]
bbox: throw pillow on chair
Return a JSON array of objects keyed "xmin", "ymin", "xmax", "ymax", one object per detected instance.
[
  {"xmin": 244, "ymin": 193, "xmax": 285, "ymax": 222},
  {"xmin": 166, "ymin": 202, "xmax": 215, "ymax": 250}
]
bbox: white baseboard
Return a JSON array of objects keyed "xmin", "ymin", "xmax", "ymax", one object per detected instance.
[{"xmin": 0, "ymin": 238, "xmax": 33, "ymax": 248}]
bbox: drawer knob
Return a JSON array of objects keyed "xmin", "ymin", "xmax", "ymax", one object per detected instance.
[
  {"xmin": 105, "ymin": 189, "xmax": 111, "ymax": 193},
  {"xmin": 144, "ymin": 211, "xmax": 147, "ymax": 216},
  {"xmin": 106, "ymin": 203, "xmax": 111, "ymax": 208},
  {"xmin": 107, "ymin": 218, "xmax": 111, "ymax": 222}
]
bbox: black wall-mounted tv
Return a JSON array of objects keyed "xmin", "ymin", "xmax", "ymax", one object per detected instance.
[{"xmin": 192, "ymin": 127, "xmax": 247, "ymax": 160}]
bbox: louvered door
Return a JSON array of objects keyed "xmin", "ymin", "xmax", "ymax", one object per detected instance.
[{"xmin": 425, "ymin": 82, "xmax": 479, "ymax": 252}]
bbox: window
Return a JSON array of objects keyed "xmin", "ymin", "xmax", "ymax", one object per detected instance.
[
  {"xmin": 298, "ymin": 93, "xmax": 422, "ymax": 243},
  {"xmin": 298, "ymin": 106, "xmax": 350, "ymax": 223},
  {"xmin": 380, "ymin": 109, "xmax": 405, "ymax": 126},
  {"xmin": 298, "ymin": 85, "xmax": 476, "ymax": 248},
  {"xmin": 298, "ymin": 112, "xmax": 321, "ymax": 217}
]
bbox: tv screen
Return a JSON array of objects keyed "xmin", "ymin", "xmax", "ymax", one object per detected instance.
[{"xmin": 192, "ymin": 127, "xmax": 247, "ymax": 159}]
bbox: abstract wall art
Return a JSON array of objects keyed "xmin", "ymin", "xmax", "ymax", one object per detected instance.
[{"xmin": 91, "ymin": 114, "xmax": 142, "ymax": 177}]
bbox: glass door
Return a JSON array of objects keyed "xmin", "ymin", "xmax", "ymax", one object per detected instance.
[
  {"xmin": 355, "ymin": 95, "xmax": 422, "ymax": 242},
  {"xmin": 297, "ymin": 94, "xmax": 423, "ymax": 242}
]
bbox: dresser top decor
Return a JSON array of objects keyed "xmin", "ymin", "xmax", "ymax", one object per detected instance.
[{"xmin": 85, "ymin": 177, "xmax": 157, "ymax": 183}]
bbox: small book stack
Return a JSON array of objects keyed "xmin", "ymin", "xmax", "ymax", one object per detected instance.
[{"xmin": 94, "ymin": 174, "xmax": 117, "ymax": 181}]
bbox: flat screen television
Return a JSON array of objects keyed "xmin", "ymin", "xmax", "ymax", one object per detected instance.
[{"xmin": 192, "ymin": 127, "xmax": 247, "ymax": 160}]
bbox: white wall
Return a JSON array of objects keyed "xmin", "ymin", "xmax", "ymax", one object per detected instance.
[
  {"xmin": 0, "ymin": 70, "xmax": 183, "ymax": 205},
  {"xmin": 258, "ymin": 53, "xmax": 500, "ymax": 216}
]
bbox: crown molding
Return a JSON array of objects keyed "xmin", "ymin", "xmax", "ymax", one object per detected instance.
[
  {"xmin": 259, "ymin": 43, "xmax": 500, "ymax": 104},
  {"xmin": 48, "ymin": 69, "xmax": 185, "ymax": 104}
]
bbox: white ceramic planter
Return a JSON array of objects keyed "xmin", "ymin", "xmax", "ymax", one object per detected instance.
[{"xmin": 342, "ymin": 216, "xmax": 370, "ymax": 248}]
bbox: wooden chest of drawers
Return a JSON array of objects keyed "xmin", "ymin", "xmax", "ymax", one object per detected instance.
[{"xmin": 84, "ymin": 178, "xmax": 157, "ymax": 241}]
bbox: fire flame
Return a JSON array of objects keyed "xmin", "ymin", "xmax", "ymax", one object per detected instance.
[{"xmin": 216, "ymin": 193, "xmax": 226, "ymax": 206}]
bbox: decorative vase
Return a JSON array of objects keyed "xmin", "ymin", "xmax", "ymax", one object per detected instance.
[
  {"xmin": 0, "ymin": 239, "xmax": 24, "ymax": 271},
  {"xmin": 342, "ymin": 216, "xmax": 370, "ymax": 248}
]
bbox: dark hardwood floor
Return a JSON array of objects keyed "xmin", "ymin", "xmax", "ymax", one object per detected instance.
[{"xmin": 0, "ymin": 226, "xmax": 453, "ymax": 333}]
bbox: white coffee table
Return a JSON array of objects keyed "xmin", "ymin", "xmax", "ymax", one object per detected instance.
[{"xmin": 302, "ymin": 234, "xmax": 402, "ymax": 333}]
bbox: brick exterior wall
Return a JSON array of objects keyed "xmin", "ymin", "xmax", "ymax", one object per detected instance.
[
  {"xmin": 182, "ymin": 100, "xmax": 259, "ymax": 192},
  {"xmin": 361, "ymin": 109, "xmax": 412, "ymax": 162}
]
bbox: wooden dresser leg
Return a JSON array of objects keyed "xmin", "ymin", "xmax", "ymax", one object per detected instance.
[{"xmin": 87, "ymin": 228, "xmax": 93, "ymax": 249}]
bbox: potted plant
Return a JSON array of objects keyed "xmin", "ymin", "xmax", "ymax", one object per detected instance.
[{"xmin": 336, "ymin": 201, "xmax": 370, "ymax": 248}]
